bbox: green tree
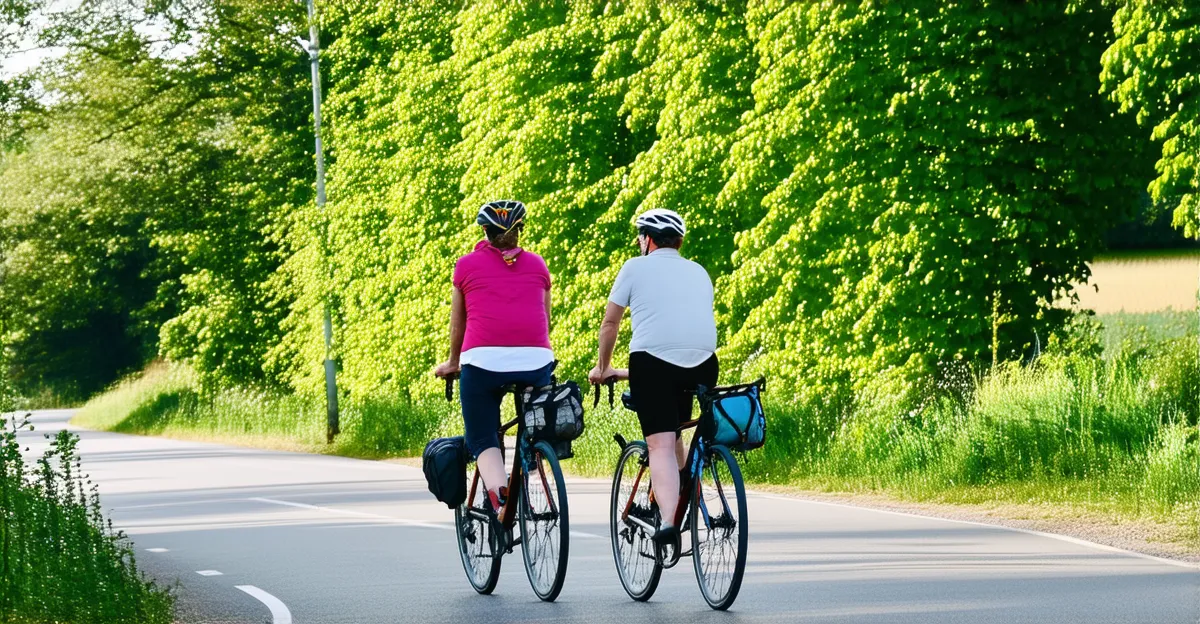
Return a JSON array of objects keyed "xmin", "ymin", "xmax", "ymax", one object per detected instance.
[
  {"xmin": 1100, "ymin": 1, "xmax": 1199, "ymax": 238},
  {"xmin": 717, "ymin": 0, "xmax": 1148, "ymax": 401},
  {"xmin": 0, "ymin": 0, "xmax": 313, "ymax": 396}
]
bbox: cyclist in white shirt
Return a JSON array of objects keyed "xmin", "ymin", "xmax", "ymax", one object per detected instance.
[{"xmin": 589, "ymin": 208, "xmax": 718, "ymax": 550}]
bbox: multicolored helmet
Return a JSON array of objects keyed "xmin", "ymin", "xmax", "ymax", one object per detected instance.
[{"xmin": 476, "ymin": 200, "xmax": 526, "ymax": 232}]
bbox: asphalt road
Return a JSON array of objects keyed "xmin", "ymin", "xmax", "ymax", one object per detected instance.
[{"xmin": 18, "ymin": 410, "xmax": 1200, "ymax": 623}]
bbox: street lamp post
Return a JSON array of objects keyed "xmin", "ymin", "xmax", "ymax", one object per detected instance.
[{"xmin": 296, "ymin": 0, "xmax": 339, "ymax": 442}]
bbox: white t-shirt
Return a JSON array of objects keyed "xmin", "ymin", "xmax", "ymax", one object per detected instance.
[
  {"xmin": 460, "ymin": 347, "xmax": 554, "ymax": 373},
  {"xmin": 608, "ymin": 248, "xmax": 717, "ymax": 368}
]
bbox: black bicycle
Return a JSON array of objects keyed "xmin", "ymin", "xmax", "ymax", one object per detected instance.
[
  {"xmin": 444, "ymin": 377, "xmax": 570, "ymax": 601},
  {"xmin": 599, "ymin": 381, "xmax": 749, "ymax": 610}
]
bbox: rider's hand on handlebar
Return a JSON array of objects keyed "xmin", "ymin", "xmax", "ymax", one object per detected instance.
[
  {"xmin": 588, "ymin": 365, "xmax": 620, "ymax": 386},
  {"xmin": 433, "ymin": 361, "xmax": 461, "ymax": 380}
]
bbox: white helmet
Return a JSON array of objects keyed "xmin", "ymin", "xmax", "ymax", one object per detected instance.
[{"xmin": 634, "ymin": 208, "xmax": 686, "ymax": 237}]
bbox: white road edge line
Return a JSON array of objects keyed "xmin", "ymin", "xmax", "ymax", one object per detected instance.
[
  {"xmin": 750, "ymin": 491, "xmax": 1200, "ymax": 571},
  {"xmin": 195, "ymin": 570, "xmax": 223, "ymax": 576},
  {"xmin": 235, "ymin": 585, "xmax": 292, "ymax": 624},
  {"xmin": 249, "ymin": 497, "xmax": 451, "ymax": 530}
]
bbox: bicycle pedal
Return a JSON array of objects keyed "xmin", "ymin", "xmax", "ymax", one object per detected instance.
[
  {"xmin": 659, "ymin": 547, "xmax": 681, "ymax": 569},
  {"xmin": 510, "ymin": 536, "xmax": 523, "ymax": 549}
]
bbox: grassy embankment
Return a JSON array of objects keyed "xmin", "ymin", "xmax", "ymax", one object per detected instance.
[
  {"xmin": 0, "ymin": 416, "xmax": 174, "ymax": 623},
  {"xmin": 75, "ymin": 306, "xmax": 1199, "ymax": 552}
]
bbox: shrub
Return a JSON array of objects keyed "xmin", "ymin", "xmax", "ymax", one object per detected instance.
[{"xmin": 0, "ymin": 416, "xmax": 173, "ymax": 623}]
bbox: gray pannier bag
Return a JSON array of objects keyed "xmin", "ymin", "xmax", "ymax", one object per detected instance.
[{"xmin": 521, "ymin": 379, "xmax": 585, "ymax": 450}]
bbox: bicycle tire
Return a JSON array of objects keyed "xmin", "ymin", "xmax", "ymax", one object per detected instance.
[
  {"xmin": 519, "ymin": 440, "xmax": 570, "ymax": 601},
  {"xmin": 690, "ymin": 444, "xmax": 748, "ymax": 610},
  {"xmin": 456, "ymin": 468, "xmax": 502, "ymax": 594},
  {"xmin": 610, "ymin": 440, "xmax": 662, "ymax": 602}
]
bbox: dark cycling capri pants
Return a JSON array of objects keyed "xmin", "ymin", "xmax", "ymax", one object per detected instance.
[
  {"xmin": 460, "ymin": 362, "xmax": 554, "ymax": 459},
  {"xmin": 628, "ymin": 351, "xmax": 718, "ymax": 437}
]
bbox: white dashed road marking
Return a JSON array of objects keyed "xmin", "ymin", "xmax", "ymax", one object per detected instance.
[
  {"xmin": 195, "ymin": 570, "xmax": 223, "ymax": 576},
  {"xmin": 236, "ymin": 585, "xmax": 293, "ymax": 624}
]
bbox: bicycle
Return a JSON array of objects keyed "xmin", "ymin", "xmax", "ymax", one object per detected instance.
[
  {"xmin": 444, "ymin": 376, "xmax": 570, "ymax": 601},
  {"xmin": 599, "ymin": 379, "xmax": 750, "ymax": 610}
]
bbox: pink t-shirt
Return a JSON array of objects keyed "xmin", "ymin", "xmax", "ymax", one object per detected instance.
[{"xmin": 453, "ymin": 241, "xmax": 552, "ymax": 352}]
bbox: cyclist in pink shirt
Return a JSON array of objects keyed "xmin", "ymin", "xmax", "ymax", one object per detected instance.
[{"xmin": 434, "ymin": 200, "xmax": 554, "ymax": 513}]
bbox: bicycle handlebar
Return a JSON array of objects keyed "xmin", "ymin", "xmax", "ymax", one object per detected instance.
[
  {"xmin": 443, "ymin": 375, "xmax": 458, "ymax": 402},
  {"xmin": 592, "ymin": 376, "xmax": 618, "ymax": 409}
]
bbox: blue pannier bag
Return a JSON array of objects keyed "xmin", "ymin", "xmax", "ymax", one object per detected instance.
[{"xmin": 697, "ymin": 379, "xmax": 766, "ymax": 451}]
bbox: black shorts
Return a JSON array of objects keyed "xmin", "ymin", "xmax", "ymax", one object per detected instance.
[{"xmin": 628, "ymin": 351, "xmax": 719, "ymax": 437}]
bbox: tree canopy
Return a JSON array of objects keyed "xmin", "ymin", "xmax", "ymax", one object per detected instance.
[{"xmin": 0, "ymin": 0, "xmax": 1189, "ymax": 410}]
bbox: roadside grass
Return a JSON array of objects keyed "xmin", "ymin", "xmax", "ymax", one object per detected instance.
[
  {"xmin": 74, "ymin": 318, "xmax": 1200, "ymax": 554},
  {"xmin": 0, "ymin": 416, "xmax": 174, "ymax": 623},
  {"xmin": 74, "ymin": 362, "xmax": 458, "ymax": 459}
]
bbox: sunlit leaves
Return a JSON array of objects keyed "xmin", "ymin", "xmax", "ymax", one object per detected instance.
[
  {"xmin": 1100, "ymin": 1, "xmax": 1199, "ymax": 238},
  {"xmin": 716, "ymin": 0, "xmax": 1147, "ymax": 402}
]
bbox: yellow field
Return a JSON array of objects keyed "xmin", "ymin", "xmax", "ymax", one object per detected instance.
[{"xmin": 1072, "ymin": 251, "xmax": 1200, "ymax": 314}]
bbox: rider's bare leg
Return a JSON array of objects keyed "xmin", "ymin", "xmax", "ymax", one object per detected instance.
[
  {"xmin": 647, "ymin": 431, "xmax": 681, "ymax": 527},
  {"xmin": 477, "ymin": 447, "xmax": 507, "ymax": 502}
]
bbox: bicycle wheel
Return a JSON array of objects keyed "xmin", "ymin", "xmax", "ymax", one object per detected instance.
[
  {"xmin": 610, "ymin": 440, "xmax": 662, "ymax": 601},
  {"xmin": 690, "ymin": 444, "xmax": 748, "ymax": 610},
  {"xmin": 455, "ymin": 468, "xmax": 502, "ymax": 594},
  {"xmin": 519, "ymin": 440, "xmax": 569, "ymax": 601}
]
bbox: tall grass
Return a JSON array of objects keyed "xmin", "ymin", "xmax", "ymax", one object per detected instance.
[
  {"xmin": 0, "ymin": 416, "xmax": 173, "ymax": 623},
  {"xmin": 737, "ymin": 335, "xmax": 1198, "ymax": 519}
]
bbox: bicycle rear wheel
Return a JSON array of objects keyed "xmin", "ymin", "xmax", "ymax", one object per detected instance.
[
  {"xmin": 519, "ymin": 440, "xmax": 569, "ymax": 601},
  {"xmin": 455, "ymin": 468, "xmax": 502, "ymax": 594},
  {"xmin": 610, "ymin": 440, "xmax": 662, "ymax": 601},
  {"xmin": 690, "ymin": 444, "xmax": 748, "ymax": 610}
]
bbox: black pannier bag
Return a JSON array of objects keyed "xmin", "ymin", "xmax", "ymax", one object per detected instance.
[
  {"xmin": 422, "ymin": 436, "xmax": 467, "ymax": 509},
  {"xmin": 521, "ymin": 380, "xmax": 585, "ymax": 445}
]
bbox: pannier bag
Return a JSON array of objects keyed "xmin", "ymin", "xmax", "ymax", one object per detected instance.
[
  {"xmin": 697, "ymin": 379, "xmax": 766, "ymax": 451},
  {"xmin": 521, "ymin": 380, "xmax": 585, "ymax": 443},
  {"xmin": 422, "ymin": 436, "xmax": 468, "ymax": 509}
]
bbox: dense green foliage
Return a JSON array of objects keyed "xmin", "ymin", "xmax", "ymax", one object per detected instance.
[
  {"xmin": 1101, "ymin": 1, "xmax": 1199, "ymax": 239},
  {"xmin": 304, "ymin": 0, "xmax": 1157, "ymax": 411},
  {"xmin": 0, "ymin": 1, "xmax": 1194, "ymax": 417},
  {"xmin": 0, "ymin": 415, "xmax": 173, "ymax": 623}
]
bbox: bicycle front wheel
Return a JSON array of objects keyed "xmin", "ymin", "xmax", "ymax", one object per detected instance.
[
  {"xmin": 610, "ymin": 440, "xmax": 662, "ymax": 602},
  {"xmin": 691, "ymin": 444, "xmax": 748, "ymax": 610},
  {"xmin": 456, "ymin": 468, "xmax": 502, "ymax": 594},
  {"xmin": 519, "ymin": 440, "xmax": 569, "ymax": 602}
]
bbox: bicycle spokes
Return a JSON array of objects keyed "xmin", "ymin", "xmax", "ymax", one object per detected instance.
[
  {"xmin": 690, "ymin": 446, "xmax": 748, "ymax": 610},
  {"xmin": 610, "ymin": 442, "xmax": 663, "ymax": 601},
  {"xmin": 456, "ymin": 469, "xmax": 502, "ymax": 594},
  {"xmin": 519, "ymin": 440, "xmax": 569, "ymax": 602}
]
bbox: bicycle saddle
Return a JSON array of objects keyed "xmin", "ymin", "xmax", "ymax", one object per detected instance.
[{"xmin": 621, "ymin": 391, "xmax": 636, "ymax": 411}]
